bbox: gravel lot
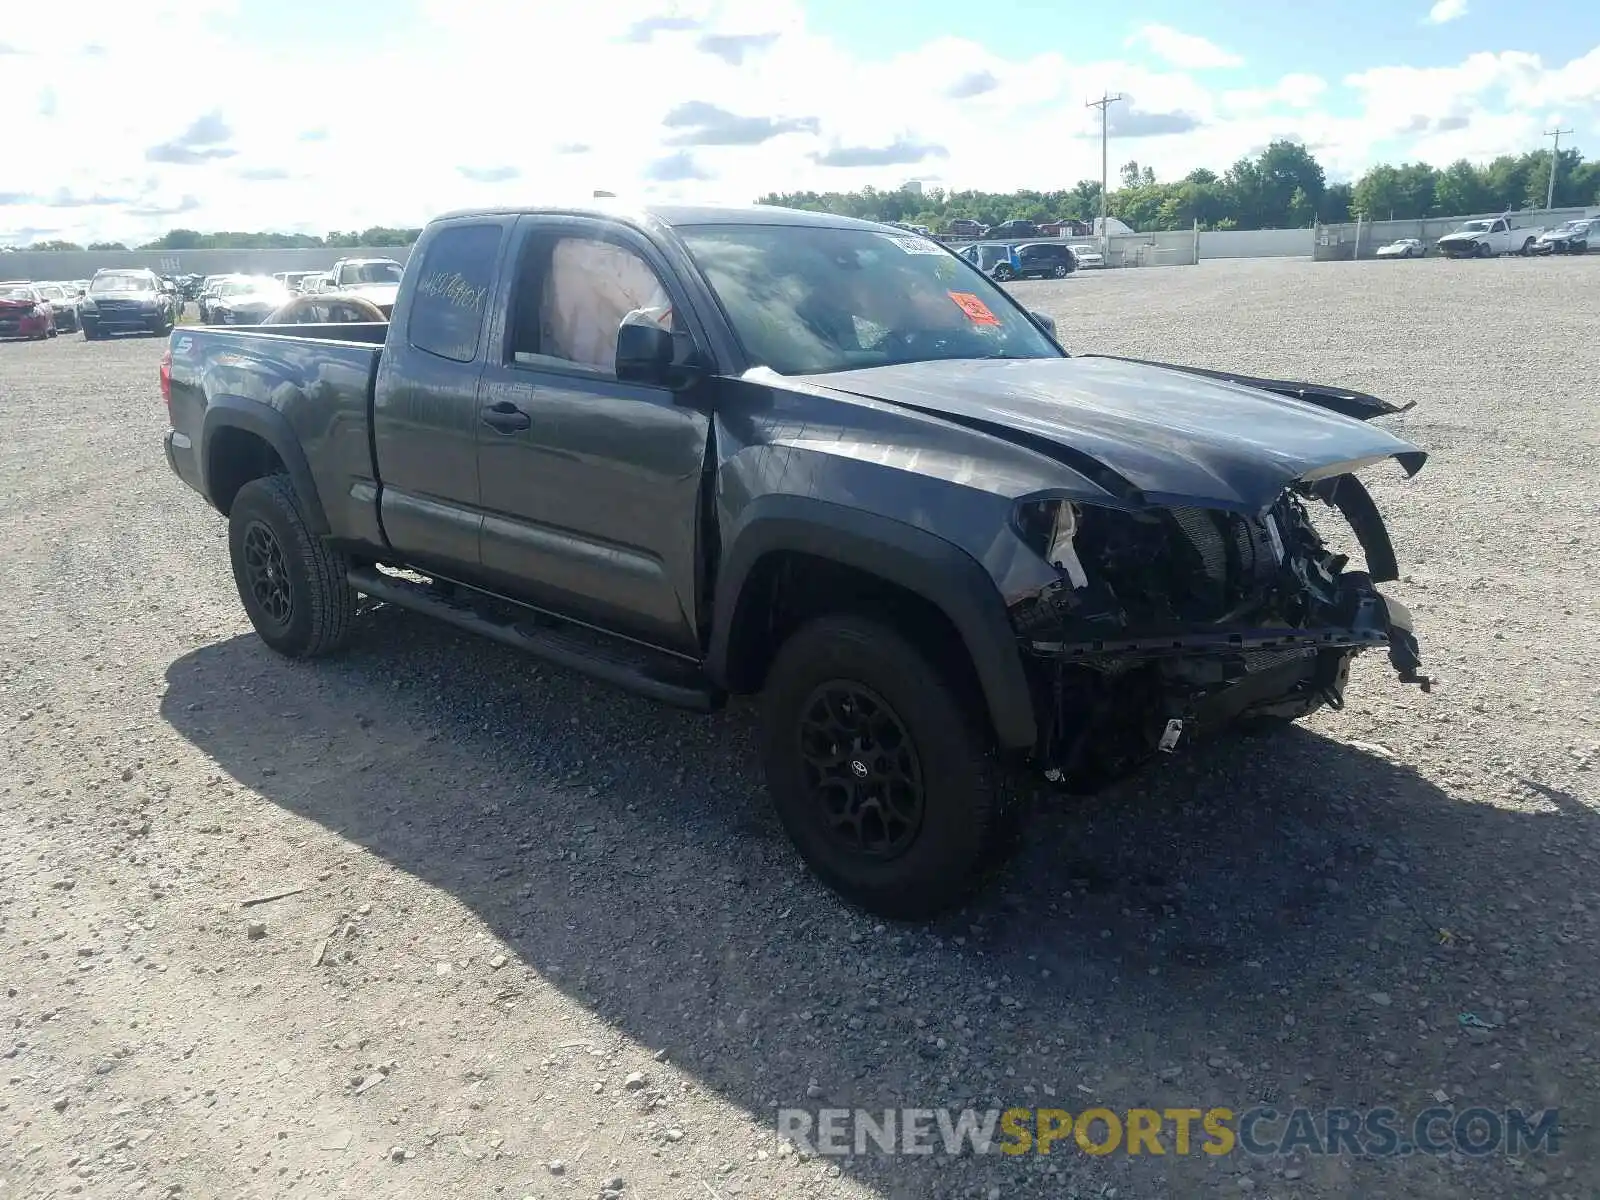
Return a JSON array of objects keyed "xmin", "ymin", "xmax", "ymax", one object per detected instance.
[{"xmin": 4, "ymin": 255, "xmax": 1599, "ymax": 1200}]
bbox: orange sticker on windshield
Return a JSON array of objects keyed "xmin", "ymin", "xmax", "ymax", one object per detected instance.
[{"xmin": 948, "ymin": 291, "xmax": 1001, "ymax": 326}]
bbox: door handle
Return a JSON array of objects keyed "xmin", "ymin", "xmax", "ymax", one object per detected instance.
[{"xmin": 481, "ymin": 401, "xmax": 531, "ymax": 433}]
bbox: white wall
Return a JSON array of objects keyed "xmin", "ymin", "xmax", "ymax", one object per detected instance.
[{"xmin": 1197, "ymin": 228, "xmax": 1315, "ymax": 259}]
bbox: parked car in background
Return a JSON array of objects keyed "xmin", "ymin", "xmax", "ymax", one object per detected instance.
[
  {"xmin": 1013, "ymin": 242, "xmax": 1077, "ymax": 278},
  {"xmin": 81, "ymin": 269, "xmax": 176, "ymax": 339},
  {"xmin": 1436, "ymin": 217, "xmax": 1541, "ymax": 258},
  {"xmin": 272, "ymin": 270, "xmax": 324, "ymax": 293},
  {"xmin": 0, "ymin": 282, "xmax": 57, "ymax": 340},
  {"xmin": 35, "ymin": 282, "xmax": 82, "ymax": 331},
  {"xmin": 197, "ymin": 275, "xmax": 233, "ymax": 323},
  {"xmin": 205, "ymin": 276, "xmax": 292, "ymax": 324},
  {"xmin": 1038, "ymin": 219, "xmax": 1091, "ymax": 238},
  {"xmin": 324, "ymin": 257, "xmax": 404, "ymax": 315},
  {"xmin": 1068, "ymin": 242, "xmax": 1105, "ymax": 268},
  {"xmin": 957, "ymin": 241, "xmax": 1023, "ymax": 281},
  {"xmin": 262, "ymin": 293, "xmax": 388, "ymax": 325},
  {"xmin": 1532, "ymin": 218, "xmax": 1596, "ymax": 255},
  {"xmin": 943, "ymin": 218, "xmax": 985, "ymax": 238},
  {"xmin": 1375, "ymin": 237, "xmax": 1426, "ymax": 259},
  {"xmin": 984, "ymin": 219, "xmax": 1040, "ymax": 241}
]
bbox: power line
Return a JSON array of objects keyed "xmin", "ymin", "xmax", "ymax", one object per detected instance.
[
  {"xmin": 1086, "ymin": 93, "xmax": 1124, "ymax": 254},
  {"xmin": 1544, "ymin": 127, "xmax": 1573, "ymax": 211}
]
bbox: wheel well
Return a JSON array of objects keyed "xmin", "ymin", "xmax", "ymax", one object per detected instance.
[
  {"xmin": 724, "ymin": 551, "xmax": 992, "ymax": 727},
  {"xmin": 207, "ymin": 427, "xmax": 286, "ymax": 515}
]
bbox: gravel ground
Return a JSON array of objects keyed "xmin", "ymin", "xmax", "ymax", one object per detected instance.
[{"xmin": 3, "ymin": 255, "xmax": 1599, "ymax": 1200}]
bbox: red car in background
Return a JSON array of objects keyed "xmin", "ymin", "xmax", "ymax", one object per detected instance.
[{"xmin": 0, "ymin": 282, "xmax": 58, "ymax": 340}]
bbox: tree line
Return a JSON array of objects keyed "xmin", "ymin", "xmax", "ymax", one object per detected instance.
[
  {"xmin": 759, "ymin": 141, "xmax": 1599, "ymax": 233},
  {"xmin": 10, "ymin": 141, "xmax": 1598, "ymax": 251}
]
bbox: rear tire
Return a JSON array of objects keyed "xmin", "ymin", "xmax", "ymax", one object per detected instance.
[
  {"xmin": 1520, "ymin": 238, "xmax": 1535, "ymax": 256},
  {"xmin": 1052, "ymin": 263, "xmax": 1070, "ymax": 278},
  {"xmin": 992, "ymin": 264, "xmax": 1015, "ymax": 282},
  {"xmin": 228, "ymin": 475, "xmax": 356, "ymax": 659},
  {"xmin": 759, "ymin": 615, "xmax": 1024, "ymax": 919}
]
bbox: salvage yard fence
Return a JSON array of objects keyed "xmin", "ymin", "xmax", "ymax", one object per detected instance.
[{"xmin": 1314, "ymin": 206, "xmax": 1600, "ymax": 261}]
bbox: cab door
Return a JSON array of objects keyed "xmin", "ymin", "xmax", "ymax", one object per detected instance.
[
  {"xmin": 371, "ymin": 218, "xmax": 511, "ymax": 579},
  {"xmin": 471, "ymin": 215, "xmax": 714, "ymax": 655}
]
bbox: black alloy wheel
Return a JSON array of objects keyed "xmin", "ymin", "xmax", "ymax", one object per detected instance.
[
  {"xmin": 241, "ymin": 519, "xmax": 293, "ymax": 628},
  {"xmin": 798, "ymin": 681, "xmax": 926, "ymax": 860},
  {"xmin": 759, "ymin": 614, "xmax": 1025, "ymax": 919}
]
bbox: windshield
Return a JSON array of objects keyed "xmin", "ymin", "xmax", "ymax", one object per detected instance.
[
  {"xmin": 342, "ymin": 262, "xmax": 403, "ymax": 285},
  {"xmin": 1459, "ymin": 221, "xmax": 1493, "ymax": 233},
  {"xmin": 0, "ymin": 285, "xmax": 37, "ymax": 301},
  {"xmin": 90, "ymin": 273, "xmax": 154, "ymax": 294},
  {"xmin": 680, "ymin": 224, "xmax": 1060, "ymax": 376},
  {"xmin": 1552, "ymin": 221, "xmax": 1583, "ymax": 233},
  {"xmin": 37, "ymin": 285, "xmax": 64, "ymax": 299}
]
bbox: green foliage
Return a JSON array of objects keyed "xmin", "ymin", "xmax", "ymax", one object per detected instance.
[
  {"xmin": 86, "ymin": 241, "xmax": 128, "ymax": 251},
  {"xmin": 25, "ymin": 239, "xmax": 84, "ymax": 251},
  {"xmin": 763, "ymin": 141, "xmax": 1596, "ymax": 232}
]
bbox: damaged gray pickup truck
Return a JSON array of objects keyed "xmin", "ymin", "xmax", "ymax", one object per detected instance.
[{"xmin": 163, "ymin": 203, "xmax": 1429, "ymax": 918}]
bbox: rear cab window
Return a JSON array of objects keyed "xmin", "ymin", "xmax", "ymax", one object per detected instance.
[{"xmin": 407, "ymin": 224, "xmax": 504, "ymax": 363}]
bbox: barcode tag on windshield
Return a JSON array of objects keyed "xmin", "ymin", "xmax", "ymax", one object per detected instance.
[{"xmin": 878, "ymin": 233, "xmax": 945, "ymax": 255}]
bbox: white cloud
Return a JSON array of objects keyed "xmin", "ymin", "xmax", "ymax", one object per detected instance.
[
  {"xmin": 1427, "ymin": 0, "xmax": 1468, "ymax": 23},
  {"xmin": 1130, "ymin": 25, "xmax": 1243, "ymax": 71},
  {"xmin": 1, "ymin": 4, "xmax": 1597, "ymax": 246}
]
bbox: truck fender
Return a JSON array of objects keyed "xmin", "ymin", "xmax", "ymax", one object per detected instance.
[
  {"xmin": 199, "ymin": 396, "xmax": 331, "ymax": 536},
  {"xmin": 707, "ymin": 495, "xmax": 1038, "ymax": 752}
]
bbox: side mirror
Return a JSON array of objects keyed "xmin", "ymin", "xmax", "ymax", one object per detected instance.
[
  {"xmin": 615, "ymin": 319, "xmax": 679, "ymax": 387},
  {"xmin": 1030, "ymin": 310, "xmax": 1058, "ymax": 339}
]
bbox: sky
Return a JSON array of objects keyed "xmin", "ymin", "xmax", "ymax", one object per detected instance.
[{"xmin": 2, "ymin": 0, "xmax": 1597, "ymax": 246}]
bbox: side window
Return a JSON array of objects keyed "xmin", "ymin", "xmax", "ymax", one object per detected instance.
[
  {"xmin": 407, "ymin": 224, "xmax": 501, "ymax": 363},
  {"xmin": 511, "ymin": 235, "xmax": 675, "ymax": 376}
]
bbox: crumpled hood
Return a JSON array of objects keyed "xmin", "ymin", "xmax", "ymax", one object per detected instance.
[
  {"xmin": 1437, "ymin": 231, "xmax": 1483, "ymax": 243},
  {"xmin": 804, "ymin": 355, "xmax": 1427, "ymax": 512}
]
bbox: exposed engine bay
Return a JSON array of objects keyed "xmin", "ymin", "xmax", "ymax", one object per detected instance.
[{"xmin": 1008, "ymin": 474, "xmax": 1429, "ymax": 788}]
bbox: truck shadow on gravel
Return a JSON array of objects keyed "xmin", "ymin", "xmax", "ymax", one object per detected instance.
[{"xmin": 160, "ymin": 611, "xmax": 1596, "ymax": 1195}]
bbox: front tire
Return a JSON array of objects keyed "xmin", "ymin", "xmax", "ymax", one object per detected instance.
[
  {"xmin": 759, "ymin": 615, "xmax": 1022, "ymax": 919},
  {"xmin": 1476, "ymin": 242, "xmax": 1493, "ymax": 259},
  {"xmin": 228, "ymin": 475, "xmax": 356, "ymax": 658}
]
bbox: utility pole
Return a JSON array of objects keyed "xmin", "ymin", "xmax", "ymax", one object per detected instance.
[
  {"xmin": 1544, "ymin": 127, "xmax": 1573, "ymax": 211},
  {"xmin": 1086, "ymin": 92, "xmax": 1124, "ymax": 257}
]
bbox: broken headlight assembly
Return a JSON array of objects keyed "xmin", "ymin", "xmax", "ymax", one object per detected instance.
[{"xmin": 1010, "ymin": 496, "xmax": 1296, "ymax": 635}]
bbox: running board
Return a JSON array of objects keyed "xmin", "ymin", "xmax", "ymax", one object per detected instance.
[{"xmin": 347, "ymin": 566, "xmax": 723, "ymax": 713}]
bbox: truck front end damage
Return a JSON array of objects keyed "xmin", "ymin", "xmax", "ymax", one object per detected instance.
[{"xmin": 1007, "ymin": 476, "xmax": 1428, "ymax": 787}]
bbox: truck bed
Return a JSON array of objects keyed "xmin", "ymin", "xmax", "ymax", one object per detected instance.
[{"xmin": 166, "ymin": 325, "xmax": 387, "ymax": 547}]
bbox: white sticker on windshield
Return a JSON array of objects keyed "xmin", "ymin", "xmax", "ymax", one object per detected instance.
[{"xmin": 877, "ymin": 233, "xmax": 945, "ymax": 255}]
